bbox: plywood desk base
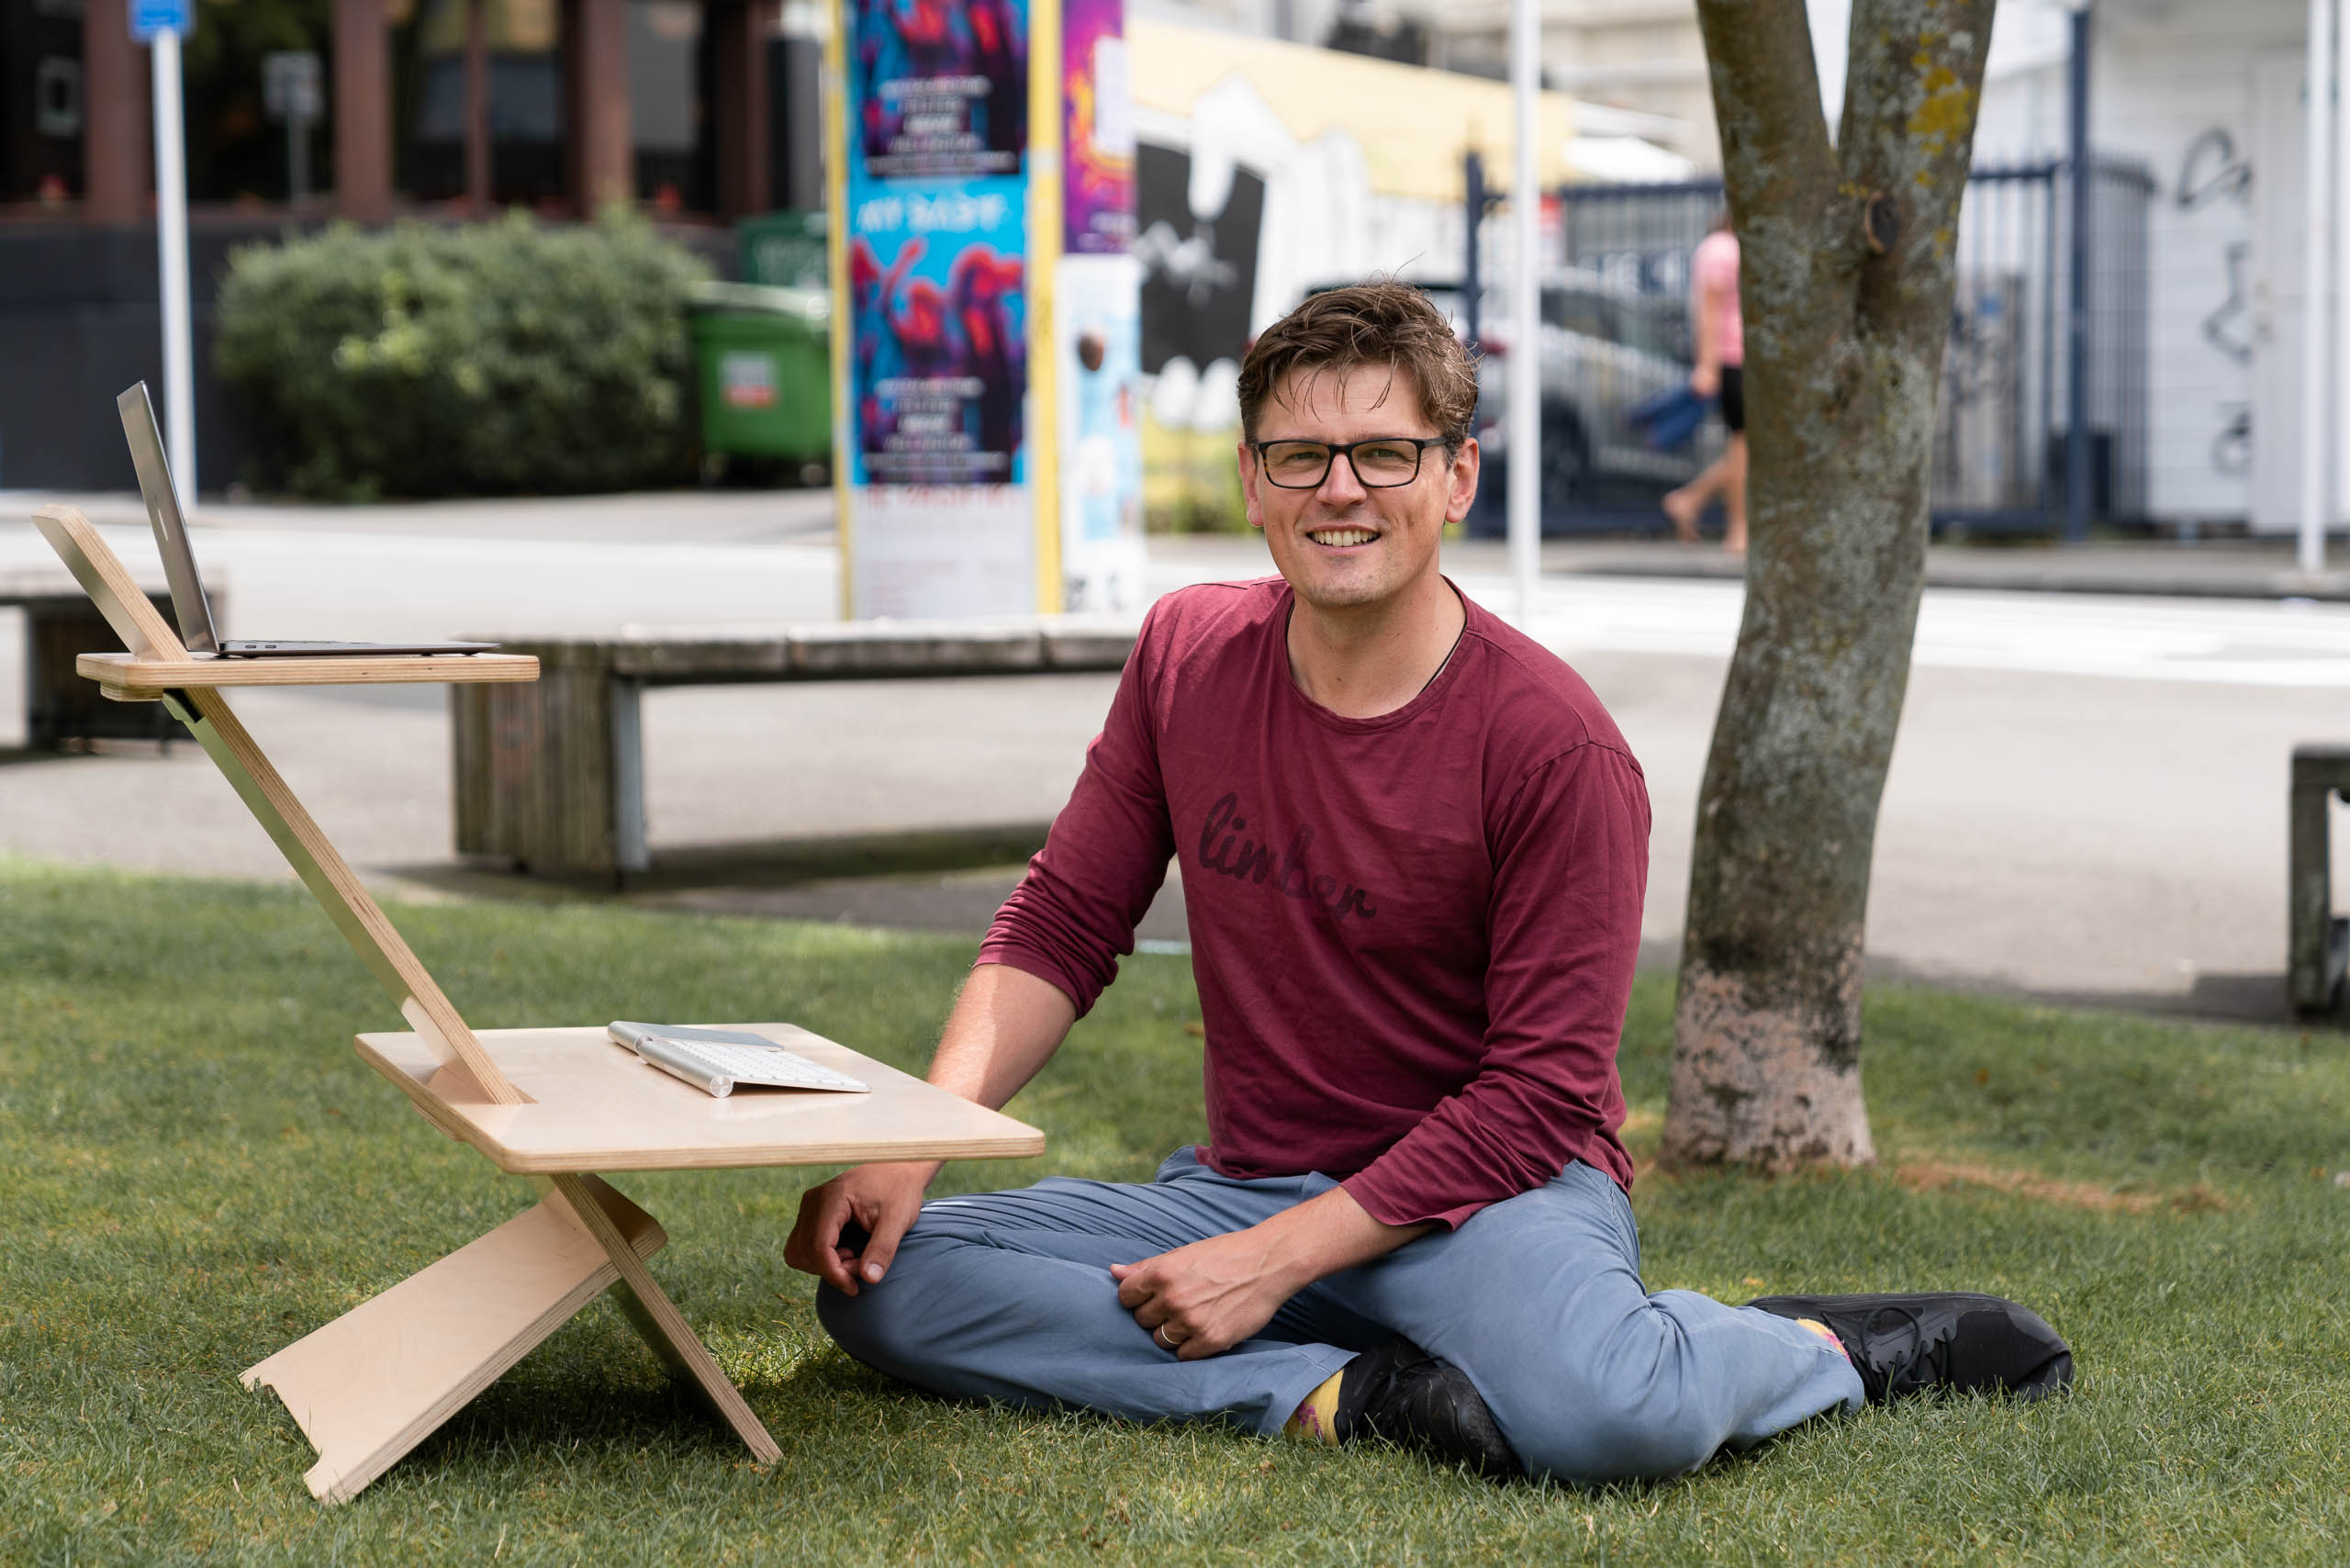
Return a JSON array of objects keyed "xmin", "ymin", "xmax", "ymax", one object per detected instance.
[
  {"xmin": 241, "ymin": 1014, "xmax": 1053, "ymax": 1504},
  {"xmin": 29, "ymin": 504, "xmax": 1046, "ymax": 1503},
  {"xmin": 247, "ymin": 1022, "xmax": 1043, "ymax": 1499},
  {"xmin": 241, "ymin": 1177, "xmax": 670, "ymax": 1503}
]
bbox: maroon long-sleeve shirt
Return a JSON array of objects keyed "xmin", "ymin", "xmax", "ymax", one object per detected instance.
[{"xmin": 978, "ymin": 577, "xmax": 1650, "ymax": 1228}]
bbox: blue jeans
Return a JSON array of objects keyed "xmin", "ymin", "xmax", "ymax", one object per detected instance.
[{"xmin": 817, "ymin": 1148, "xmax": 1863, "ymax": 1484}]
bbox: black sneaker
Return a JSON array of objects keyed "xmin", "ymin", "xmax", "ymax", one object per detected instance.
[
  {"xmin": 1334, "ymin": 1336, "xmax": 1524, "ymax": 1479},
  {"xmin": 1747, "ymin": 1291, "xmax": 2075, "ymax": 1404}
]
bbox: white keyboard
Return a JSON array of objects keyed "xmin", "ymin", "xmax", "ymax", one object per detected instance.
[
  {"xmin": 609, "ymin": 1021, "xmax": 870, "ymax": 1098},
  {"xmin": 653, "ymin": 1037, "xmax": 868, "ymax": 1092}
]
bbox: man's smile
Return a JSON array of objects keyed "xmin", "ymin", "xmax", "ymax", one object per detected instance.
[{"xmin": 1305, "ymin": 526, "xmax": 1380, "ymax": 549}]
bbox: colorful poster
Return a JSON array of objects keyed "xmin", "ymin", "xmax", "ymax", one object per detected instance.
[
  {"xmin": 846, "ymin": 181, "xmax": 1028, "ymax": 486},
  {"xmin": 1056, "ymin": 252, "xmax": 1147, "ymax": 611},
  {"xmin": 834, "ymin": 0, "xmax": 1058, "ymax": 618},
  {"xmin": 1061, "ymin": 0, "xmax": 1135, "ymax": 254},
  {"xmin": 848, "ymin": 0, "xmax": 1030, "ymax": 179}
]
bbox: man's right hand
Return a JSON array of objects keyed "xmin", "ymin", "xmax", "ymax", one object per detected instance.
[
  {"xmin": 783, "ymin": 962, "xmax": 1077, "ymax": 1295},
  {"xmin": 783, "ymin": 1159, "xmax": 939, "ymax": 1294}
]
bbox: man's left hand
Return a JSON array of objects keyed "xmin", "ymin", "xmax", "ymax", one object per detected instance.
[
  {"xmin": 1110, "ymin": 1186, "xmax": 1438, "ymax": 1360},
  {"xmin": 1112, "ymin": 1228, "xmax": 1297, "ymax": 1360}
]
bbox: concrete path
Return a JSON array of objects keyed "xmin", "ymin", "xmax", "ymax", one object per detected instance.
[
  {"xmin": 4, "ymin": 490, "xmax": 2344, "ymax": 1028},
  {"xmin": 1478, "ymin": 533, "xmax": 2350, "ymax": 602}
]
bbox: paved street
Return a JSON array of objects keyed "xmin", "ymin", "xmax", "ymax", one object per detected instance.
[{"xmin": 3, "ymin": 491, "xmax": 2345, "ymax": 1025}]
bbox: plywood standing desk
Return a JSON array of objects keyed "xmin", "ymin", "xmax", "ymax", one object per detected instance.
[{"xmin": 31, "ymin": 505, "xmax": 1045, "ymax": 1503}]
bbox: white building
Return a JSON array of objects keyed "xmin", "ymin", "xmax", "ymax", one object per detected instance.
[
  {"xmin": 1136, "ymin": 0, "xmax": 1715, "ymax": 169},
  {"xmin": 1413, "ymin": 0, "xmax": 1721, "ymax": 173},
  {"xmin": 1972, "ymin": 0, "xmax": 2343, "ymax": 536},
  {"xmin": 1140, "ymin": 0, "xmax": 2350, "ymax": 541}
]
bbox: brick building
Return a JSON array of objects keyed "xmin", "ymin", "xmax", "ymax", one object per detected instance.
[{"xmin": 0, "ymin": 0, "xmax": 822, "ymax": 490}]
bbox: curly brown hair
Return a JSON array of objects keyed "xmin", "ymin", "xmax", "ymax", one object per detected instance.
[{"xmin": 1237, "ymin": 279, "xmax": 1479, "ymax": 452}]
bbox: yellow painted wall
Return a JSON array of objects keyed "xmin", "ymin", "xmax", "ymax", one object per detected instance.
[{"xmin": 1126, "ymin": 19, "xmax": 1581, "ymax": 203}]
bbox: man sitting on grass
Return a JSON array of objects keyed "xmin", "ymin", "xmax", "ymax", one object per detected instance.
[{"xmin": 783, "ymin": 280, "xmax": 2072, "ymax": 1484}]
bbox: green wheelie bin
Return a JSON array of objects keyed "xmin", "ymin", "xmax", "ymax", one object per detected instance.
[{"xmin": 688, "ymin": 279, "xmax": 832, "ymax": 478}]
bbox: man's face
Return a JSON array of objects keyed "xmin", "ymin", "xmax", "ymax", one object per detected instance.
[{"xmin": 1238, "ymin": 363, "xmax": 1478, "ymax": 617}]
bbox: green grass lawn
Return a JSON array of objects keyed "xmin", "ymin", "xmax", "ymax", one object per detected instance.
[{"xmin": 4, "ymin": 857, "xmax": 2348, "ymax": 1566}]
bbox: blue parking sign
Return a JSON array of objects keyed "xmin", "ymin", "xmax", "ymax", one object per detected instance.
[{"xmin": 129, "ymin": 0, "xmax": 193, "ymax": 42}]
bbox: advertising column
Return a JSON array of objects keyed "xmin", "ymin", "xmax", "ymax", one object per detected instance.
[
  {"xmin": 835, "ymin": 0, "xmax": 1034, "ymax": 618},
  {"xmin": 831, "ymin": 0, "xmax": 1144, "ymax": 618}
]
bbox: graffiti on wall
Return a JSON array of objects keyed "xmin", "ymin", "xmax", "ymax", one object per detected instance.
[
  {"xmin": 1136, "ymin": 142, "xmax": 1261, "ymax": 374},
  {"xmin": 2201, "ymin": 241, "xmax": 2253, "ymax": 368},
  {"xmin": 2175, "ymin": 127, "xmax": 2255, "ymax": 480},
  {"xmin": 2176, "ymin": 127, "xmax": 2252, "ymax": 212}
]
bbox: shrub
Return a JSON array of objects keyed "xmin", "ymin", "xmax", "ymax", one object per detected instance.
[{"xmin": 215, "ymin": 209, "xmax": 711, "ymax": 499}]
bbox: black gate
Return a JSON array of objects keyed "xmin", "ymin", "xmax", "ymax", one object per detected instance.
[{"xmin": 1552, "ymin": 159, "xmax": 2154, "ymax": 533}]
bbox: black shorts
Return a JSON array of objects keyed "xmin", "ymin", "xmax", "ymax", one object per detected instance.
[
  {"xmin": 1718, "ymin": 365, "xmax": 1745, "ymax": 433},
  {"xmin": 1710, "ymin": 369, "xmax": 1748, "ymax": 434}
]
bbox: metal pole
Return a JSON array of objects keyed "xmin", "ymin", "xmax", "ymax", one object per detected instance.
[
  {"xmin": 2332, "ymin": 0, "xmax": 2350, "ymax": 568},
  {"xmin": 151, "ymin": 24, "xmax": 197, "ymax": 503},
  {"xmin": 465, "ymin": 0, "xmax": 491, "ymax": 214},
  {"xmin": 2039, "ymin": 169, "xmax": 2058, "ymax": 519},
  {"xmin": 1508, "ymin": 0, "xmax": 1540, "ymax": 622},
  {"xmin": 2304, "ymin": 0, "xmax": 2334, "ymax": 575},
  {"xmin": 289, "ymin": 107, "xmax": 312, "ymax": 202},
  {"xmin": 2064, "ymin": 4, "xmax": 2092, "ymax": 544},
  {"xmin": 1463, "ymin": 151, "xmax": 1484, "ymax": 354}
]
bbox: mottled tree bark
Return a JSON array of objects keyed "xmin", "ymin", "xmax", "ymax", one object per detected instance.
[{"xmin": 1662, "ymin": 0, "xmax": 1996, "ymax": 1169}]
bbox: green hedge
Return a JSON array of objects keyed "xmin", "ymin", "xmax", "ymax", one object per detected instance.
[{"xmin": 215, "ymin": 211, "xmax": 711, "ymax": 499}]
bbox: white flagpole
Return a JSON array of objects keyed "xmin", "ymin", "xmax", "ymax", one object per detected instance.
[
  {"xmin": 2333, "ymin": 0, "xmax": 2350, "ymax": 566},
  {"xmin": 2300, "ymin": 0, "xmax": 2333, "ymax": 575},
  {"xmin": 1508, "ymin": 0, "xmax": 1540, "ymax": 622},
  {"xmin": 151, "ymin": 22, "xmax": 198, "ymax": 504}
]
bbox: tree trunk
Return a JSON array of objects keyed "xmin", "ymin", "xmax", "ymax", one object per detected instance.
[{"xmin": 1662, "ymin": 0, "xmax": 1997, "ymax": 1170}]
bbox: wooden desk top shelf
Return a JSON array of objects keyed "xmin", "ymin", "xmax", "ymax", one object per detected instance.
[
  {"xmin": 80, "ymin": 650, "xmax": 541, "ymax": 700},
  {"xmin": 28, "ymin": 502, "xmax": 1045, "ymax": 1505}
]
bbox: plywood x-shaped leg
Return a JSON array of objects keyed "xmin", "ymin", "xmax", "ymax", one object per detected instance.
[
  {"xmin": 242, "ymin": 1175, "xmax": 773, "ymax": 1502},
  {"xmin": 548, "ymin": 1173, "xmax": 783, "ymax": 1463}
]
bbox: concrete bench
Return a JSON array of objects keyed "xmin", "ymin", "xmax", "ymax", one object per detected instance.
[
  {"xmin": 451, "ymin": 618, "xmax": 1140, "ymax": 879},
  {"xmin": 2291, "ymin": 745, "xmax": 2350, "ymax": 1016},
  {"xmin": 2, "ymin": 569, "xmax": 221, "ymax": 747}
]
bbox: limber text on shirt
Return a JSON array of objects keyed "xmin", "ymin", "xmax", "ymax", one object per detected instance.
[{"xmin": 1196, "ymin": 791, "xmax": 1379, "ymax": 922}]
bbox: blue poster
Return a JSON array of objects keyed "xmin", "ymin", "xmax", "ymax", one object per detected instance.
[
  {"xmin": 846, "ymin": 181, "xmax": 1028, "ymax": 486},
  {"xmin": 848, "ymin": 0, "xmax": 1029, "ymax": 179},
  {"xmin": 844, "ymin": 0, "xmax": 1032, "ymax": 489}
]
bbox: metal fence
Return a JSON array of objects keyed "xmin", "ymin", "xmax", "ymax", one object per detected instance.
[{"xmin": 1553, "ymin": 159, "xmax": 2154, "ymax": 532}]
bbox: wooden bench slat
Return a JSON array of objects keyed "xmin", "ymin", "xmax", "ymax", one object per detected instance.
[{"xmin": 453, "ymin": 621, "xmax": 1140, "ymax": 878}]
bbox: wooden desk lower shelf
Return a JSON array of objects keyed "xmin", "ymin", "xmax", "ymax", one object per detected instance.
[
  {"xmin": 357, "ymin": 1023, "xmax": 1044, "ymax": 1172},
  {"xmin": 78, "ymin": 650, "xmax": 541, "ymax": 700}
]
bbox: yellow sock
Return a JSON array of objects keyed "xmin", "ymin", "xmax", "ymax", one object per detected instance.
[
  {"xmin": 1796, "ymin": 1317, "xmax": 1852, "ymax": 1362},
  {"xmin": 1281, "ymin": 1369, "xmax": 1345, "ymax": 1444}
]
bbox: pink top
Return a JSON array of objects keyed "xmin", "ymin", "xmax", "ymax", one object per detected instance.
[
  {"xmin": 978, "ymin": 579, "xmax": 1651, "ymax": 1229},
  {"xmin": 1692, "ymin": 230, "xmax": 1743, "ymax": 367}
]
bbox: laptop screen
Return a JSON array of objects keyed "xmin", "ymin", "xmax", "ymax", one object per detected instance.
[{"xmin": 117, "ymin": 382, "xmax": 219, "ymax": 655}]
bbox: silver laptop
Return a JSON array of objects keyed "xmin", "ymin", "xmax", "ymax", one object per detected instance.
[{"xmin": 118, "ymin": 383, "xmax": 496, "ymax": 659}]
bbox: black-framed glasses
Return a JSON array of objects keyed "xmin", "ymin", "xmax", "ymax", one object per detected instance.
[{"xmin": 1249, "ymin": 436, "xmax": 1447, "ymax": 489}]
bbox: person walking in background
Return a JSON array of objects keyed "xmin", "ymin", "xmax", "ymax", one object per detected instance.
[{"xmin": 1662, "ymin": 211, "xmax": 1746, "ymax": 554}]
